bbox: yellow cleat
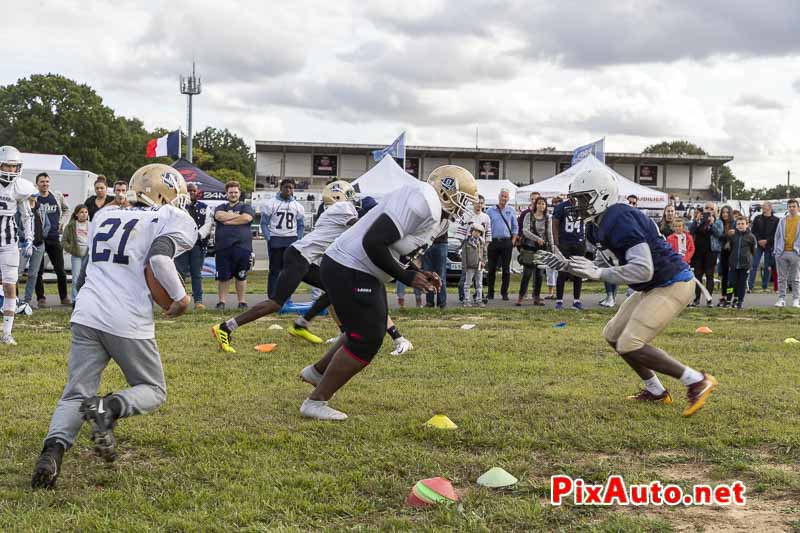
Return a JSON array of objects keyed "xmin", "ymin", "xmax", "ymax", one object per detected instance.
[
  {"xmin": 683, "ymin": 373, "xmax": 718, "ymax": 417},
  {"xmin": 211, "ymin": 325, "xmax": 236, "ymax": 353},
  {"xmin": 288, "ymin": 325, "xmax": 323, "ymax": 344}
]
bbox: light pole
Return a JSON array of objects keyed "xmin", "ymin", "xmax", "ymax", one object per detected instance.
[{"xmin": 180, "ymin": 62, "xmax": 202, "ymax": 162}]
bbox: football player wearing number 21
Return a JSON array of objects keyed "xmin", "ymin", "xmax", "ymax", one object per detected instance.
[
  {"xmin": 562, "ymin": 167, "xmax": 717, "ymax": 417},
  {"xmin": 32, "ymin": 164, "xmax": 198, "ymax": 489}
]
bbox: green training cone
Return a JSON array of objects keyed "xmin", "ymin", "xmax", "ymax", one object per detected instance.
[
  {"xmin": 476, "ymin": 467, "xmax": 518, "ymax": 488},
  {"xmin": 424, "ymin": 415, "xmax": 458, "ymax": 429}
]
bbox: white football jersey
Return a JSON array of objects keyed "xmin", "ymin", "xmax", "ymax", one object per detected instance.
[
  {"xmin": 71, "ymin": 205, "xmax": 198, "ymax": 339},
  {"xmin": 0, "ymin": 178, "xmax": 36, "ymax": 248},
  {"xmin": 326, "ymin": 182, "xmax": 446, "ymax": 283},
  {"xmin": 262, "ymin": 196, "xmax": 305, "ymax": 238},
  {"xmin": 292, "ymin": 201, "xmax": 358, "ymax": 266}
]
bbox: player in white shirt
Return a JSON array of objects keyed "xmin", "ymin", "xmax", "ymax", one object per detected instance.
[
  {"xmin": 261, "ymin": 179, "xmax": 306, "ymax": 300},
  {"xmin": 212, "ymin": 181, "xmax": 366, "ymax": 351},
  {"xmin": 299, "ymin": 165, "xmax": 478, "ymax": 421},
  {"xmin": 0, "ymin": 146, "xmax": 36, "ymax": 345},
  {"xmin": 32, "ymin": 164, "xmax": 197, "ymax": 489}
]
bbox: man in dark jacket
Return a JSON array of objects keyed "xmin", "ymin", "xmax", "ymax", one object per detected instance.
[{"xmin": 748, "ymin": 201, "xmax": 779, "ymax": 291}]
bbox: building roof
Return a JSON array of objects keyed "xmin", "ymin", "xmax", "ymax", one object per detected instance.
[{"xmin": 255, "ymin": 140, "xmax": 733, "ymax": 166}]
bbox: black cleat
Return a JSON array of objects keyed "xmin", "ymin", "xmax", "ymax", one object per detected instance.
[
  {"xmin": 80, "ymin": 395, "xmax": 118, "ymax": 463},
  {"xmin": 32, "ymin": 441, "xmax": 65, "ymax": 489}
]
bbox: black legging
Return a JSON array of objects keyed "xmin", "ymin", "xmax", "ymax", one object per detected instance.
[
  {"xmin": 35, "ymin": 239, "xmax": 68, "ymax": 301},
  {"xmin": 519, "ymin": 265, "xmax": 543, "ymax": 298},
  {"xmin": 486, "ymin": 239, "xmax": 513, "ymax": 297},
  {"xmin": 719, "ymin": 249, "xmax": 731, "ymax": 299},
  {"xmin": 555, "ymin": 242, "xmax": 585, "ymax": 301},
  {"xmin": 692, "ymin": 249, "xmax": 718, "ymax": 301}
]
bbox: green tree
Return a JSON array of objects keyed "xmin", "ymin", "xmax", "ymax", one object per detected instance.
[
  {"xmin": 208, "ymin": 168, "xmax": 254, "ymax": 193},
  {"xmin": 193, "ymin": 127, "xmax": 255, "ymax": 178},
  {"xmin": 0, "ymin": 74, "xmax": 152, "ymax": 180},
  {"xmin": 643, "ymin": 140, "xmax": 707, "ymax": 155}
]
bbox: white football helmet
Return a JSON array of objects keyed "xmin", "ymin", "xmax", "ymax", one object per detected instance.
[
  {"xmin": 0, "ymin": 146, "xmax": 23, "ymax": 187},
  {"xmin": 129, "ymin": 163, "xmax": 189, "ymax": 210},
  {"xmin": 567, "ymin": 166, "xmax": 619, "ymax": 221},
  {"xmin": 427, "ymin": 165, "xmax": 478, "ymax": 221},
  {"xmin": 322, "ymin": 180, "xmax": 358, "ymax": 207}
]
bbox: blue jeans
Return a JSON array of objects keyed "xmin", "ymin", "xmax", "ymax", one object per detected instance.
[
  {"xmin": 748, "ymin": 246, "xmax": 774, "ymax": 290},
  {"xmin": 396, "ymin": 281, "xmax": 422, "ymax": 299},
  {"xmin": 176, "ymin": 243, "xmax": 206, "ymax": 302},
  {"xmin": 70, "ymin": 255, "xmax": 88, "ymax": 301},
  {"xmin": 423, "ymin": 243, "xmax": 448, "ymax": 307},
  {"xmin": 23, "ymin": 243, "xmax": 46, "ymax": 303}
]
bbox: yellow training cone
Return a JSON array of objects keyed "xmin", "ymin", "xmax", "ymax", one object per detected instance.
[
  {"xmin": 695, "ymin": 326, "xmax": 712, "ymax": 334},
  {"xmin": 784, "ymin": 337, "xmax": 800, "ymax": 344},
  {"xmin": 424, "ymin": 415, "xmax": 458, "ymax": 430}
]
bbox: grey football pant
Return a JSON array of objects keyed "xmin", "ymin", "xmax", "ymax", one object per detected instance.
[
  {"xmin": 776, "ymin": 251, "xmax": 800, "ymax": 300},
  {"xmin": 45, "ymin": 323, "xmax": 166, "ymax": 449}
]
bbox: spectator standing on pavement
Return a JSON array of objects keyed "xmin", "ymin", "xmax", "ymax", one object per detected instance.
[
  {"xmin": 456, "ymin": 194, "xmax": 491, "ymax": 303},
  {"xmin": 214, "ymin": 181, "xmax": 255, "ymax": 311},
  {"xmin": 111, "ymin": 180, "xmax": 130, "ymax": 208},
  {"xmin": 33, "ymin": 172, "xmax": 70, "ymax": 307},
  {"xmin": 485, "ymin": 189, "xmax": 518, "ymax": 300},
  {"xmin": 749, "ymin": 201, "xmax": 779, "ymax": 291},
  {"xmin": 177, "ymin": 183, "xmax": 213, "ymax": 311},
  {"xmin": 461, "ymin": 223, "xmax": 487, "ymax": 307},
  {"xmin": 21, "ymin": 195, "xmax": 49, "ymax": 307},
  {"xmin": 261, "ymin": 179, "xmax": 305, "ymax": 300},
  {"xmin": 552, "ymin": 198, "xmax": 586, "ymax": 310},
  {"xmin": 726, "ymin": 216, "xmax": 756, "ymax": 309},
  {"xmin": 517, "ymin": 196, "xmax": 550, "ymax": 306},
  {"xmin": 689, "ymin": 201, "xmax": 723, "ymax": 307},
  {"xmin": 773, "ymin": 198, "xmax": 800, "ymax": 308},
  {"xmin": 544, "ymin": 196, "xmax": 561, "ymax": 300},
  {"xmin": 61, "ymin": 205, "xmax": 89, "ymax": 304},
  {"xmin": 717, "ymin": 205, "xmax": 735, "ymax": 306},
  {"xmin": 659, "ymin": 204, "xmax": 677, "ymax": 237},
  {"xmin": 666, "ymin": 218, "xmax": 695, "ymax": 265},
  {"xmin": 423, "ymin": 225, "xmax": 449, "ymax": 308},
  {"xmin": 83, "ymin": 176, "xmax": 112, "ymax": 221}
]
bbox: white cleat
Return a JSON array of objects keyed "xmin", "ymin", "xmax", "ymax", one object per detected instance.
[
  {"xmin": 325, "ymin": 336, "xmax": 339, "ymax": 344},
  {"xmin": 299, "ymin": 364, "xmax": 323, "ymax": 386},
  {"xmin": 300, "ymin": 399, "xmax": 348, "ymax": 421},
  {"xmin": 793, "ymin": 299, "xmax": 800, "ymax": 308},
  {"xmin": 390, "ymin": 336, "xmax": 414, "ymax": 355},
  {"xmin": 775, "ymin": 298, "xmax": 786, "ymax": 308},
  {"xmin": 2, "ymin": 334, "xmax": 17, "ymax": 345}
]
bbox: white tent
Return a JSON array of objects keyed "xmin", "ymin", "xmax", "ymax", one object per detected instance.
[
  {"xmin": 476, "ymin": 179, "xmax": 518, "ymax": 206},
  {"xmin": 351, "ymin": 156, "xmax": 419, "ymax": 198},
  {"xmin": 517, "ymin": 154, "xmax": 668, "ymax": 209}
]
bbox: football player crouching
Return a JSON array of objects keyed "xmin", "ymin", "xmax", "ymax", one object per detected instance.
[
  {"xmin": 558, "ymin": 167, "xmax": 717, "ymax": 417},
  {"xmin": 32, "ymin": 164, "xmax": 197, "ymax": 489}
]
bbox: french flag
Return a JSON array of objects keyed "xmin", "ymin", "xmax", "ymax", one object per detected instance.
[{"xmin": 146, "ymin": 130, "xmax": 180, "ymax": 158}]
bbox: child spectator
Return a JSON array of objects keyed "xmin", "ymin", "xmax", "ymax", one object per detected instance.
[
  {"xmin": 666, "ymin": 218, "xmax": 695, "ymax": 265},
  {"xmin": 461, "ymin": 223, "xmax": 487, "ymax": 307},
  {"xmin": 726, "ymin": 216, "xmax": 756, "ymax": 309},
  {"xmin": 62, "ymin": 204, "xmax": 90, "ymax": 303}
]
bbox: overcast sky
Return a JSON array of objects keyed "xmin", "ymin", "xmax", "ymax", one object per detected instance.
[{"xmin": 8, "ymin": 0, "xmax": 800, "ymax": 187}]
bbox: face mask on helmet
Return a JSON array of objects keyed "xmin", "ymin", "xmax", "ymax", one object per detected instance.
[
  {"xmin": 567, "ymin": 190, "xmax": 599, "ymax": 220},
  {"xmin": 0, "ymin": 145, "xmax": 23, "ymax": 187}
]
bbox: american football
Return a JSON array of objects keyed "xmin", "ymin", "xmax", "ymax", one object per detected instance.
[{"xmin": 144, "ymin": 263, "xmax": 172, "ymax": 310}]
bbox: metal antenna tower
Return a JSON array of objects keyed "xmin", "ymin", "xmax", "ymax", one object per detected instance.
[{"xmin": 179, "ymin": 62, "xmax": 202, "ymax": 162}]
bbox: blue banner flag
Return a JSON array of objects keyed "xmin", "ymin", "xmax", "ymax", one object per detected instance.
[
  {"xmin": 571, "ymin": 138, "xmax": 605, "ymax": 165},
  {"xmin": 372, "ymin": 132, "xmax": 406, "ymax": 162}
]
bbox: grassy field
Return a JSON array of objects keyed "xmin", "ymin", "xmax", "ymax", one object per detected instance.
[{"xmin": 1, "ymin": 306, "xmax": 799, "ymax": 531}]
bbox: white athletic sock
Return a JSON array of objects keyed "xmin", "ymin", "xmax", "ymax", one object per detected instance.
[
  {"xmin": 225, "ymin": 318, "xmax": 239, "ymax": 332},
  {"xmin": 3, "ymin": 315, "xmax": 13, "ymax": 336},
  {"xmin": 680, "ymin": 367, "xmax": 704, "ymax": 386},
  {"xmin": 295, "ymin": 317, "xmax": 310, "ymax": 328},
  {"xmin": 644, "ymin": 376, "xmax": 666, "ymax": 395}
]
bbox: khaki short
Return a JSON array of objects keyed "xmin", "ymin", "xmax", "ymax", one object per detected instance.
[{"xmin": 603, "ymin": 280, "xmax": 695, "ymax": 354}]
